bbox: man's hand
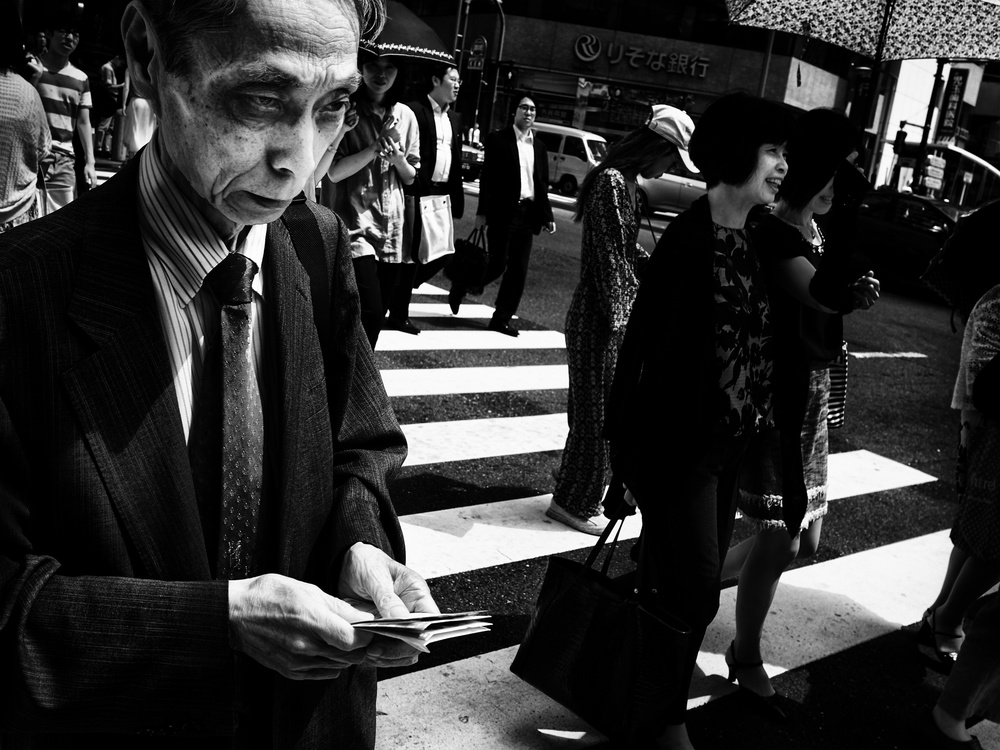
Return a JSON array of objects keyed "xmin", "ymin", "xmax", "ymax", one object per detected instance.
[
  {"xmin": 84, "ymin": 161, "xmax": 97, "ymax": 187},
  {"xmin": 228, "ymin": 573, "xmax": 419, "ymax": 680},
  {"xmin": 545, "ymin": 221, "xmax": 556, "ymax": 234},
  {"xmin": 338, "ymin": 543, "xmax": 440, "ymax": 668},
  {"xmin": 338, "ymin": 542, "xmax": 439, "ymax": 619}
]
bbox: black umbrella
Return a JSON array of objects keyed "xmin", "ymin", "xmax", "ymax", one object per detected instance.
[{"xmin": 360, "ymin": 0, "xmax": 456, "ymax": 65}]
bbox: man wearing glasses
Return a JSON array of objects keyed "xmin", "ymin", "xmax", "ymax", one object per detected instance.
[
  {"xmin": 450, "ymin": 94, "xmax": 554, "ymax": 336},
  {"xmin": 35, "ymin": 20, "xmax": 96, "ymax": 213}
]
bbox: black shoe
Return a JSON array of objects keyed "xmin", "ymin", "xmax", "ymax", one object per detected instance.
[
  {"xmin": 917, "ymin": 711, "xmax": 984, "ymax": 749},
  {"xmin": 387, "ymin": 317, "xmax": 420, "ymax": 335},
  {"xmin": 725, "ymin": 641, "xmax": 789, "ymax": 723},
  {"xmin": 448, "ymin": 288, "xmax": 463, "ymax": 315},
  {"xmin": 488, "ymin": 318, "xmax": 519, "ymax": 337},
  {"xmin": 919, "ymin": 608, "xmax": 962, "ymax": 673}
]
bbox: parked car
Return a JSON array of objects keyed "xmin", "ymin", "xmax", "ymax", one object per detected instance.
[
  {"xmin": 461, "ymin": 142, "xmax": 485, "ymax": 182},
  {"xmin": 532, "ymin": 122, "xmax": 608, "ymax": 196},
  {"xmin": 850, "ymin": 189, "xmax": 968, "ymax": 284},
  {"xmin": 636, "ymin": 164, "xmax": 707, "ymax": 215}
]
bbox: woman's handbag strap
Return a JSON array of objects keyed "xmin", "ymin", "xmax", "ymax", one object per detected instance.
[{"xmin": 583, "ymin": 475, "xmax": 630, "ymax": 574}]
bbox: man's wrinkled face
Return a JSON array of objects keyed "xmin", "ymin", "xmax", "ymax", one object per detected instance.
[{"xmin": 154, "ymin": 0, "xmax": 361, "ymax": 231}]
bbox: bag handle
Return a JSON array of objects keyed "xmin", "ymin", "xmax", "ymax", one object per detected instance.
[
  {"xmin": 465, "ymin": 226, "xmax": 486, "ymax": 248},
  {"xmin": 582, "ymin": 475, "xmax": 630, "ymax": 574}
]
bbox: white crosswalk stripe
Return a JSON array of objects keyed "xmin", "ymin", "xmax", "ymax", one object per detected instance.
[
  {"xmin": 377, "ymin": 329, "xmax": 566, "ymax": 351},
  {"xmin": 372, "ymin": 283, "xmax": 1000, "ymax": 749},
  {"xmin": 381, "ymin": 365, "xmax": 568, "ymax": 397}
]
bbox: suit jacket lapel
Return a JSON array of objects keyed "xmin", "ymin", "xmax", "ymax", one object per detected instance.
[{"xmin": 63, "ymin": 162, "xmax": 211, "ymax": 580}]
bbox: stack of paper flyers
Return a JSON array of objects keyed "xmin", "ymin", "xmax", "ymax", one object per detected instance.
[{"xmin": 353, "ymin": 610, "xmax": 492, "ymax": 652}]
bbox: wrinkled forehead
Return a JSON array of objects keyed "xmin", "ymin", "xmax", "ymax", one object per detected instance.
[{"xmin": 186, "ymin": 0, "xmax": 360, "ymax": 75}]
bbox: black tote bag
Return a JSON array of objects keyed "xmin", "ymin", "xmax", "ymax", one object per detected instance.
[{"xmin": 510, "ymin": 487, "xmax": 690, "ymax": 743}]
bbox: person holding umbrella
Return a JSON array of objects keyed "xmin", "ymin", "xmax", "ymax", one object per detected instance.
[
  {"xmin": 324, "ymin": 50, "xmax": 419, "ymax": 349},
  {"xmin": 368, "ymin": 0, "xmax": 465, "ymax": 334}
]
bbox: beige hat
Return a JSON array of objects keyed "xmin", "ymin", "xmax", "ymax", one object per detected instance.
[{"xmin": 648, "ymin": 104, "xmax": 698, "ymax": 173}]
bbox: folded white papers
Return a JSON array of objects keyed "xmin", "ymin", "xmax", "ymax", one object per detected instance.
[{"xmin": 352, "ymin": 611, "xmax": 492, "ymax": 652}]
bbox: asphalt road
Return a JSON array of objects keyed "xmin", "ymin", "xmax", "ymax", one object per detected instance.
[{"xmin": 381, "ymin": 188, "xmax": 991, "ymax": 749}]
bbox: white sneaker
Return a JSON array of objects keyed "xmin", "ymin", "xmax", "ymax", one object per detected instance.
[{"xmin": 545, "ymin": 501, "xmax": 609, "ymax": 536}]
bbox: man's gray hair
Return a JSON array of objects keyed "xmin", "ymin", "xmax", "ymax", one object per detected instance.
[{"xmin": 138, "ymin": 0, "xmax": 385, "ymax": 75}]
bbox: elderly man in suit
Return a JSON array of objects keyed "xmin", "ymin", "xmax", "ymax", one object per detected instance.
[
  {"xmin": 0, "ymin": 1, "xmax": 439, "ymax": 748},
  {"xmin": 449, "ymin": 94, "xmax": 554, "ymax": 337}
]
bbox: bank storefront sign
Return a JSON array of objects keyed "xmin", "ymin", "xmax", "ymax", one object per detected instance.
[{"xmin": 573, "ymin": 33, "xmax": 710, "ymax": 79}]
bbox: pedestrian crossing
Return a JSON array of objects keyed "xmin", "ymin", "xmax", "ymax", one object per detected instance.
[{"xmin": 373, "ymin": 282, "xmax": 999, "ymax": 749}]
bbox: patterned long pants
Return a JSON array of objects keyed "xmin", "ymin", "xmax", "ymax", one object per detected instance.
[{"xmin": 552, "ymin": 319, "xmax": 622, "ymax": 519}]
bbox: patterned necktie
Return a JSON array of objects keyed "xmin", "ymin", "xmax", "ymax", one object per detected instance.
[{"xmin": 203, "ymin": 252, "xmax": 263, "ymax": 580}]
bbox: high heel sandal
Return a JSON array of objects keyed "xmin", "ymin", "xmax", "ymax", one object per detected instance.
[
  {"xmin": 917, "ymin": 711, "xmax": 984, "ymax": 749},
  {"xmin": 918, "ymin": 608, "xmax": 963, "ymax": 673},
  {"xmin": 724, "ymin": 641, "xmax": 789, "ymax": 723}
]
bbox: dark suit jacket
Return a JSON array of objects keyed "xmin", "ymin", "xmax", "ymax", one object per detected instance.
[
  {"xmin": 0, "ymin": 158, "xmax": 406, "ymax": 749},
  {"xmin": 477, "ymin": 125, "xmax": 553, "ymax": 234},
  {"xmin": 405, "ymin": 96, "xmax": 464, "ymax": 219}
]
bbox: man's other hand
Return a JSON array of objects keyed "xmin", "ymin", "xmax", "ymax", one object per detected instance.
[{"xmin": 229, "ymin": 574, "xmax": 391, "ymax": 680}]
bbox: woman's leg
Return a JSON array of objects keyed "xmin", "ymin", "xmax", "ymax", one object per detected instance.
[
  {"xmin": 730, "ymin": 526, "xmax": 801, "ymax": 696},
  {"xmin": 935, "ymin": 556, "xmax": 1000, "ymax": 648},
  {"xmin": 729, "ymin": 518, "xmax": 821, "ymax": 696},
  {"xmin": 936, "ymin": 588, "xmax": 1000, "ymax": 739},
  {"xmin": 352, "ymin": 255, "xmax": 383, "ymax": 350},
  {"xmin": 928, "ymin": 545, "xmax": 973, "ymax": 613},
  {"xmin": 644, "ymin": 434, "xmax": 748, "ymax": 748},
  {"xmin": 387, "ymin": 264, "xmax": 418, "ymax": 322},
  {"xmin": 552, "ymin": 322, "xmax": 614, "ymax": 520},
  {"xmin": 720, "ymin": 536, "xmax": 754, "ymax": 582}
]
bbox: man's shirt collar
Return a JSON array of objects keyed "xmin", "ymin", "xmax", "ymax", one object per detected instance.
[
  {"xmin": 428, "ymin": 94, "xmax": 450, "ymax": 114},
  {"xmin": 514, "ymin": 124, "xmax": 533, "ymax": 143}
]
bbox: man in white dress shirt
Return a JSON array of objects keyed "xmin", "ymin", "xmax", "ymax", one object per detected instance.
[{"xmin": 451, "ymin": 95, "xmax": 554, "ymax": 336}]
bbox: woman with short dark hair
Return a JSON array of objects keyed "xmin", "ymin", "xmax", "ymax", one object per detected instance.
[
  {"xmin": 605, "ymin": 92, "xmax": 794, "ymax": 750},
  {"xmin": 720, "ymin": 108, "xmax": 880, "ymax": 721}
]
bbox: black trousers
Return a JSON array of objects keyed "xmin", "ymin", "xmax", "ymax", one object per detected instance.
[
  {"xmin": 378, "ymin": 262, "xmax": 417, "ymax": 322},
  {"xmin": 636, "ymin": 430, "xmax": 750, "ymax": 724},
  {"xmin": 353, "ymin": 256, "xmax": 382, "ymax": 350},
  {"xmin": 481, "ymin": 201, "xmax": 535, "ymax": 322}
]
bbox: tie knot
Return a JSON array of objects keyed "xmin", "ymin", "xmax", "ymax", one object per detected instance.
[{"xmin": 206, "ymin": 253, "xmax": 258, "ymax": 306}]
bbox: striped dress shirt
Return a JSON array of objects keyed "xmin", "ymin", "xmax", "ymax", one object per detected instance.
[{"xmin": 137, "ymin": 136, "xmax": 266, "ymax": 443}]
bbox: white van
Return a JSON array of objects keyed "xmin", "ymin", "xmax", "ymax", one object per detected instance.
[{"xmin": 531, "ymin": 122, "xmax": 608, "ymax": 196}]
